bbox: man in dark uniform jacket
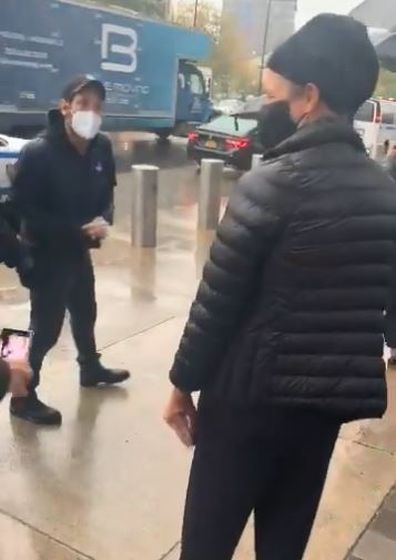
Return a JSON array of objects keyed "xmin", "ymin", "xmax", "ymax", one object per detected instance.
[
  {"xmin": 13, "ymin": 76, "xmax": 130, "ymax": 426},
  {"xmin": 164, "ymin": 15, "xmax": 396, "ymax": 560}
]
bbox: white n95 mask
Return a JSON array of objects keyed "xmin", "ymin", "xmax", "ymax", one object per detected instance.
[{"xmin": 71, "ymin": 111, "xmax": 102, "ymax": 140}]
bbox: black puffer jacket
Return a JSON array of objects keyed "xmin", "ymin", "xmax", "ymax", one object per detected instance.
[{"xmin": 170, "ymin": 119, "xmax": 396, "ymax": 422}]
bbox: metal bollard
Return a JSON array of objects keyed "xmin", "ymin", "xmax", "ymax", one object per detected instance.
[
  {"xmin": 251, "ymin": 153, "xmax": 263, "ymax": 169},
  {"xmin": 198, "ymin": 159, "xmax": 224, "ymax": 230},
  {"xmin": 131, "ymin": 164, "xmax": 159, "ymax": 248}
]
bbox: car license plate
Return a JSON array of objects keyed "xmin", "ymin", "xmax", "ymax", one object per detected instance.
[{"xmin": 205, "ymin": 139, "xmax": 217, "ymax": 149}]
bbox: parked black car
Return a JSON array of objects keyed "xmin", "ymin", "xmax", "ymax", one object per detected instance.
[{"xmin": 187, "ymin": 113, "xmax": 263, "ymax": 170}]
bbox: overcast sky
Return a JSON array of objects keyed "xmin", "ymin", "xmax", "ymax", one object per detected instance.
[
  {"xmin": 181, "ymin": 0, "xmax": 362, "ymax": 26},
  {"xmin": 295, "ymin": 0, "xmax": 361, "ymax": 26}
]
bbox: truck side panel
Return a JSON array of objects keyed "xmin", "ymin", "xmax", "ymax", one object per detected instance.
[{"xmin": 0, "ymin": 0, "xmax": 211, "ymax": 131}]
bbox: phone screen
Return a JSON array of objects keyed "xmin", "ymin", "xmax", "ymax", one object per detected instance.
[{"xmin": 0, "ymin": 329, "xmax": 32, "ymax": 361}]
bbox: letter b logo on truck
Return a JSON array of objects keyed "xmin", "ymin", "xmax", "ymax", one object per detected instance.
[{"xmin": 101, "ymin": 24, "xmax": 138, "ymax": 73}]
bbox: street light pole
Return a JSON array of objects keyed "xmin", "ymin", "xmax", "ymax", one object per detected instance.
[
  {"xmin": 258, "ymin": 0, "xmax": 272, "ymax": 95},
  {"xmin": 193, "ymin": 0, "xmax": 199, "ymax": 27}
]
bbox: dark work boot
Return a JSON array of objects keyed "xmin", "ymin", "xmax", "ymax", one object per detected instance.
[
  {"xmin": 80, "ymin": 360, "xmax": 130, "ymax": 388},
  {"xmin": 10, "ymin": 392, "xmax": 62, "ymax": 426}
]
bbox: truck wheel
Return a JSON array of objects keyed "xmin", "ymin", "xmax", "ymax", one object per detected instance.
[{"xmin": 156, "ymin": 129, "xmax": 173, "ymax": 142}]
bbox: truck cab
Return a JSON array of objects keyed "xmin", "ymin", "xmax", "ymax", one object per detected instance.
[{"xmin": 175, "ymin": 62, "xmax": 211, "ymax": 135}]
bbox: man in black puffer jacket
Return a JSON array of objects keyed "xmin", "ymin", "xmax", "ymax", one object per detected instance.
[
  {"xmin": 385, "ymin": 141, "xmax": 396, "ymax": 365},
  {"xmin": 164, "ymin": 15, "xmax": 396, "ymax": 560}
]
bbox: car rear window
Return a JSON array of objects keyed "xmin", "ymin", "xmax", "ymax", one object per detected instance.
[{"xmin": 201, "ymin": 115, "xmax": 258, "ymax": 136}]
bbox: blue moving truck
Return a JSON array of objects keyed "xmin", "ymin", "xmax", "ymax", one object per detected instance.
[{"xmin": 0, "ymin": 0, "xmax": 213, "ymax": 137}]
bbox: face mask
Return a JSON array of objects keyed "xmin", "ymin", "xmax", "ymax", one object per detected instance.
[
  {"xmin": 71, "ymin": 111, "xmax": 102, "ymax": 140},
  {"xmin": 258, "ymin": 101, "xmax": 297, "ymax": 151}
]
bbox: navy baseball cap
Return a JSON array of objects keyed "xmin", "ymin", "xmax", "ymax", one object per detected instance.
[{"xmin": 62, "ymin": 75, "xmax": 106, "ymax": 102}]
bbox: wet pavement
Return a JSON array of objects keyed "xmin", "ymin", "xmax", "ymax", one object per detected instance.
[
  {"xmin": 0, "ymin": 134, "xmax": 395, "ymax": 559},
  {"xmin": 111, "ymin": 133, "xmax": 238, "ymax": 244},
  {"xmin": 111, "ymin": 132, "xmax": 192, "ymax": 172},
  {"xmin": 348, "ymin": 487, "xmax": 396, "ymax": 560}
]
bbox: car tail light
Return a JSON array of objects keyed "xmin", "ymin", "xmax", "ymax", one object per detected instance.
[
  {"xmin": 225, "ymin": 137, "xmax": 251, "ymax": 150},
  {"xmin": 188, "ymin": 131, "xmax": 199, "ymax": 142}
]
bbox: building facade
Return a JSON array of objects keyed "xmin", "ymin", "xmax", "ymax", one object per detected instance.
[
  {"xmin": 166, "ymin": 0, "xmax": 177, "ymax": 20},
  {"xmin": 222, "ymin": 0, "xmax": 297, "ymax": 56},
  {"xmin": 350, "ymin": 0, "xmax": 396, "ymax": 31},
  {"xmin": 350, "ymin": 0, "xmax": 396, "ymax": 73}
]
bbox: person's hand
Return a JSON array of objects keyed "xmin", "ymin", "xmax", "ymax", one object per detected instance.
[
  {"xmin": 7, "ymin": 359, "xmax": 32, "ymax": 397},
  {"xmin": 164, "ymin": 388, "xmax": 197, "ymax": 448},
  {"xmin": 81, "ymin": 217, "xmax": 109, "ymax": 241}
]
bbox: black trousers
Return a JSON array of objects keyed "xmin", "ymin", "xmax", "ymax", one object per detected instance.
[
  {"xmin": 29, "ymin": 250, "xmax": 97, "ymax": 388},
  {"xmin": 180, "ymin": 406, "xmax": 340, "ymax": 560}
]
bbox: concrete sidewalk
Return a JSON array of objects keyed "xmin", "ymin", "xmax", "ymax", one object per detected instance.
[
  {"xmin": 0, "ymin": 209, "xmax": 395, "ymax": 559},
  {"xmin": 349, "ymin": 487, "xmax": 396, "ymax": 560}
]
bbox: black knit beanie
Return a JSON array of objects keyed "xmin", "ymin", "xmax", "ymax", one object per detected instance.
[{"xmin": 267, "ymin": 14, "xmax": 379, "ymax": 115}]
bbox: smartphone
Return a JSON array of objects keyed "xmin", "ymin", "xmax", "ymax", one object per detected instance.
[{"xmin": 0, "ymin": 328, "xmax": 33, "ymax": 361}]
